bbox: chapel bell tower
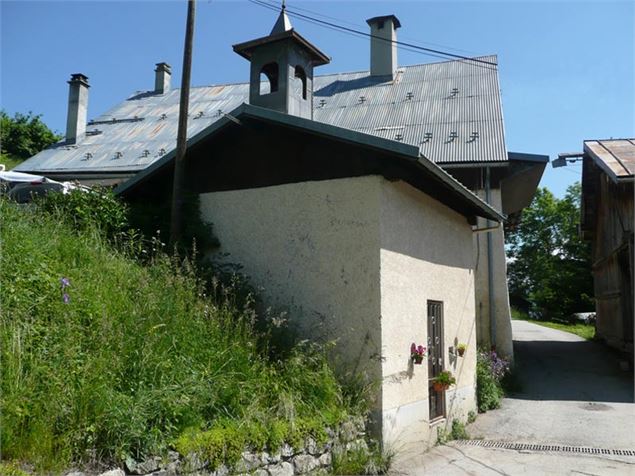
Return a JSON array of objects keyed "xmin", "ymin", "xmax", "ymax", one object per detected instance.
[{"xmin": 232, "ymin": 4, "xmax": 330, "ymax": 119}]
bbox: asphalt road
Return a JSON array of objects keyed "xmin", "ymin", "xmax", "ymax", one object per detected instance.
[{"xmin": 392, "ymin": 320, "xmax": 635, "ymax": 475}]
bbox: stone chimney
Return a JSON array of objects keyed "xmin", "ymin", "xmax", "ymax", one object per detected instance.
[
  {"xmin": 65, "ymin": 73, "xmax": 89, "ymax": 144},
  {"xmin": 366, "ymin": 15, "xmax": 401, "ymax": 79},
  {"xmin": 154, "ymin": 62, "xmax": 171, "ymax": 94}
]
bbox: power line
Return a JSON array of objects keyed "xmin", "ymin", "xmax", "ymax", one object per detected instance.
[
  {"xmin": 248, "ymin": 0, "xmax": 485, "ymax": 66},
  {"xmin": 247, "ymin": 0, "xmax": 497, "ymax": 70},
  {"xmin": 260, "ymin": 0, "xmax": 479, "ymax": 56},
  {"xmin": 560, "ymin": 167, "xmax": 582, "ymax": 176}
]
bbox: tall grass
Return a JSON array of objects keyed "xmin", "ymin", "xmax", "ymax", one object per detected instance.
[{"xmin": 0, "ymin": 198, "xmax": 348, "ymax": 471}]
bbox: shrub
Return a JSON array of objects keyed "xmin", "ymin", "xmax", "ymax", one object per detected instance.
[
  {"xmin": 476, "ymin": 350, "xmax": 510, "ymax": 412},
  {"xmin": 37, "ymin": 188, "xmax": 130, "ymax": 239}
]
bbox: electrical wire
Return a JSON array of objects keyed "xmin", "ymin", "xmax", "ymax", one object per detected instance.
[
  {"xmin": 247, "ymin": 0, "xmax": 497, "ymax": 70},
  {"xmin": 560, "ymin": 167, "xmax": 582, "ymax": 175},
  {"xmin": 248, "ymin": 0, "xmax": 480, "ymax": 66},
  {"xmin": 260, "ymin": 0, "xmax": 479, "ymax": 56}
]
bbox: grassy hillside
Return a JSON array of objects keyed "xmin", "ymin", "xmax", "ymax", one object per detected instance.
[{"xmin": 0, "ymin": 198, "xmax": 350, "ymax": 471}]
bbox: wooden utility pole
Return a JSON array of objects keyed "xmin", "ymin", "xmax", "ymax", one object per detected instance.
[{"xmin": 170, "ymin": 0, "xmax": 196, "ymax": 246}]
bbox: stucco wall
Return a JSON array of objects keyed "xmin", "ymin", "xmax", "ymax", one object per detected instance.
[
  {"xmin": 379, "ymin": 181, "xmax": 477, "ymax": 451},
  {"xmin": 200, "ymin": 176, "xmax": 479, "ymax": 450},
  {"xmin": 473, "ymin": 188, "xmax": 514, "ymax": 359},
  {"xmin": 199, "ymin": 176, "xmax": 383, "ymax": 384}
]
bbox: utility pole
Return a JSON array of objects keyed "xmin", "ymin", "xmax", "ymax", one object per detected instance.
[{"xmin": 170, "ymin": 0, "xmax": 196, "ymax": 246}]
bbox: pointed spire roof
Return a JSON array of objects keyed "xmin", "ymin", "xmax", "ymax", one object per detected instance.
[
  {"xmin": 232, "ymin": 1, "xmax": 330, "ymax": 66},
  {"xmin": 270, "ymin": 1, "xmax": 292, "ymax": 34}
]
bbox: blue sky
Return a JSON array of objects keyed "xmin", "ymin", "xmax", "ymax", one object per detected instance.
[{"xmin": 2, "ymin": 1, "xmax": 633, "ymax": 197}]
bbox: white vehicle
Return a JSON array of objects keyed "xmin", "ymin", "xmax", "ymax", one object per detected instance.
[{"xmin": 0, "ymin": 169, "xmax": 87, "ymax": 203}]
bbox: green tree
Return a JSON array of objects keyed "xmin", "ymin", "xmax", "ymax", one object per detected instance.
[
  {"xmin": 506, "ymin": 183, "xmax": 593, "ymax": 320},
  {"xmin": 1, "ymin": 111, "xmax": 61, "ymax": 168}
]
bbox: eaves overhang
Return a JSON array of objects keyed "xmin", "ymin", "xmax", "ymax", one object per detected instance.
[
  {"xmin": 508, "ymin": 151, "xmax": 549, "ymax": 164},
  {"xmin": 232, "ymin": 29, "xmax": 330, "ymax": 66},
  {"xmin": 116, "ymin": 103, "xmax": 504, "ymax": 223},
  {"xmin": 583, "ymin": 139, "xmax": 635, "ymax": 184}
]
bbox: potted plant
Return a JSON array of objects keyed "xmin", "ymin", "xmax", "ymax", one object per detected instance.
[
  {"xmin": 432, "ymin": 370, "xmax": 456, "ymax": 392},
  {"xmin": 457, "ymin": 343, "xmax": 467, "ymax": 357},
  {"xmin": 410, "ymin": 343, "xmax": 427, "ymax": 365}
]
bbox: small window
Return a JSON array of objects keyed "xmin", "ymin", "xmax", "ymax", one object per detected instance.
[
  {"xmin": 260, "ymin": 62, "xmax": 279, "ymax": 95},
  {"xmin": 294, "ymin": 65, "xmax": 307, "ymax": 100},
  {"xmin": 377, "ymin": 20, "xmax": 385, "ymax": 29}
]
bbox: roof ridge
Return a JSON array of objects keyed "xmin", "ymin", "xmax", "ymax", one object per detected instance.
[{"xmin": 160, "ymin": 54, "xmax": 499, "ymax": 92}]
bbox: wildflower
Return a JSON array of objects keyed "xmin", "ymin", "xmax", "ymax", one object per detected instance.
[{"xmin": 60, "ymin": 277, "xmax": 71, "ymax": 303}]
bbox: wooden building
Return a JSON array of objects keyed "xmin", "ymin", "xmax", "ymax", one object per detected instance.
[{"xmin": 580, "ymin": 139, "xmax": 634, "ymax": 362}]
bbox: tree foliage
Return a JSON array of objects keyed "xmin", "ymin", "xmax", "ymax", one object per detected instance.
[
  {"xmin": 0, "ymin": 110, "xmax": 61, "ymax": 162},
  {"xmin": 506, "ymin": 183, "xmax": 593, "ymax": 320}
]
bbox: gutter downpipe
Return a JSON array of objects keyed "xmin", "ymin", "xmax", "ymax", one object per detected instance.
[{"xmin": 486, "ymin": 166, "xmax": 497, "ymax": 350}]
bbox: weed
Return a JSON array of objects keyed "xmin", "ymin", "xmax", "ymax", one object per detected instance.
[
  {"xmin": 467, "ymin": 411, "xmax": 477, "ymax": 424},
  {"xmin": 436, "ymin": 427, "xmax": 449, "ymax": 445},
  {"xmin": 450, "ymin": 420, "xmax": 469, "ymax": 440},
  {"xmin": 437, "ymin": 418, "xmax": 470, "ymax": 445},
  {"xmin": 0, "ymin": 461, "xmax": 30, "ymax": 476},
  {"xmin": 331, "ymin": 441, "xmax": 392, "ymax": 475}
]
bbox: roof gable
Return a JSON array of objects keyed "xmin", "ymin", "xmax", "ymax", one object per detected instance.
[{"xmin": 116, "ymin": 103, "xmax": 504, "ymax": 223}]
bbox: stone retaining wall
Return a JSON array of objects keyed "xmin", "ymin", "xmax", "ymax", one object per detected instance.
[{"xmin": 65, "ymin": 418, "xmax": 367, "ymax": 476}]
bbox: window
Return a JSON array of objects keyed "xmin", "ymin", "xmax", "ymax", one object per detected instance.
[
  {"xmin": 259, "ymin": 62, "xmax": 279, "ymax": 95},
  {"xmin": 294, "ymin": 65, "xmax": 307, "ymax": 100}
]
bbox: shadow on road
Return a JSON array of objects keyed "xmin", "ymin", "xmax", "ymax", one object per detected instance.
[{"xmin": 510, "ymin": 338, "xmax": 633, "ymax": 403}]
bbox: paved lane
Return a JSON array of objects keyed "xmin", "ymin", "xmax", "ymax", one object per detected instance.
[
  {"xmin": 467, "ymin": 320, "xmax": 634, "ymax": 449},
  {"xmin": 392, "ymin": 320, "xmax": 635, "ymax": 475}
]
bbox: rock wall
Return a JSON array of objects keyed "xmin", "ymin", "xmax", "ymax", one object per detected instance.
[{"xmin": 64, "ymin": 419, "xmax": 367, "ymax": 476}]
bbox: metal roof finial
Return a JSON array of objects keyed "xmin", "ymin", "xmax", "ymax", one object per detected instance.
[{"xmin": 270, "ymin": 0, "xmax": 292, "ymax": 34}]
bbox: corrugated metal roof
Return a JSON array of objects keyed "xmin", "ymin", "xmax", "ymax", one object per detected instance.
[
  {"xmin": 15, "ymin": 55, "xmax": 507, "ymax": 175},
  {"xmin": 116, "ymin": 103, "xmax": 505, "ymax": 222},
  {"xmin": 584, "ymin": 139, "xmax": 635, "ymax": 182}
]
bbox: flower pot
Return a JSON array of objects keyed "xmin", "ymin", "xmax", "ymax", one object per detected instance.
[
  {"xmin": 412, "ymin": 355, "xmax": 424, "ymax": 365},
  {"xmin": 457, "ymin": 348, "xmax": 465, "ymax": 357},
  {"xmin": 433, "ymin": 381, "xmax": 449, "ymax": 392}
]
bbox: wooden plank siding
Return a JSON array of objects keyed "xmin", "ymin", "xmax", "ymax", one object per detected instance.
[{"xmin": 583, "ymin": 156, "xmax": 634, "ymax": 359}]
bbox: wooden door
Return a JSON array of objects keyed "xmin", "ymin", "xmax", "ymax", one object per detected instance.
[{"xmin": 427, "ymin": 300, "xmax": 445, "ymax": 420}]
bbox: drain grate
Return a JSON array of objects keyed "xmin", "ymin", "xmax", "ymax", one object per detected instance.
[{"xmin": 454, "ymin": 440, "xmax": 635, "ymax": 457}]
